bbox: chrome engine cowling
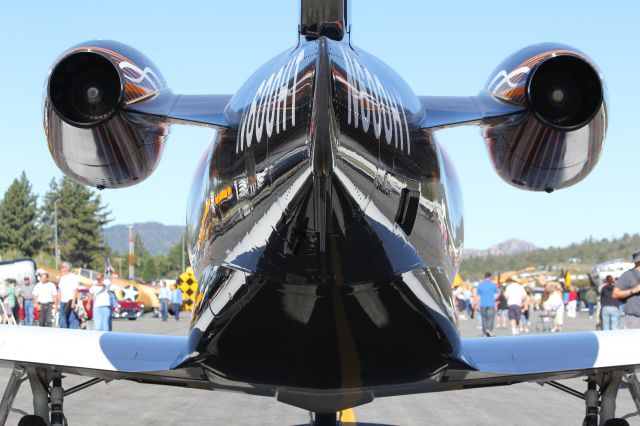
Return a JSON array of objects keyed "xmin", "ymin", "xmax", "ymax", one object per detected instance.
[
  {"xmin": 482, "ymin": 43, "xmax": 606, "ymax": 192},
  {"xmin": 44, "ymin": 40, "xmax": 169, "ymax": 188}
]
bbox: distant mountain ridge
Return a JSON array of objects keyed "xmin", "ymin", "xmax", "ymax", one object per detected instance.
[
  {"xmin": 460, "ymin": 233, "xmax": 640, "ymax": 280},
  {"xmin": 464, "ymin": 239, "xmax": 536, "ymax": 259},
  {"xmin": 103, "ymin": 222, "xmax": 184, "ymax": 256}
]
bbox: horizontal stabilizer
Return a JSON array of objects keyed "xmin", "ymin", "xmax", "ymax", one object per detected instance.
[
  {"xmin": 0, "ymin": 325, "xmax": 190, "ymax": 377},
  {"xmin": 462, "ymin": 330, "xmax": 640, "ymax": 377}
]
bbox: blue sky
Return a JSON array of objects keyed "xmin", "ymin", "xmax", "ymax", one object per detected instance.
[{"xmin": 0, "ymin": 1, "xmax": 638, "ymax": 250}]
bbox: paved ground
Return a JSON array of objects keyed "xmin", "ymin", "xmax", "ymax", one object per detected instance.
[{"xmin": 0, "ymin": 311, "xmax": 638, "ymax": 425}]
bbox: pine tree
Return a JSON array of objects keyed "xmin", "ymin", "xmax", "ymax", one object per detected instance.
[
  {"xmin": 134, "ymin": 233, "xmax": 149, "ymax": 261},
  {"xmin": 142, "ymin": 256, "xmax": 158, "ymax": 281},
  {"xmin": 132, "ymin": 233, "xmax": 149, "ymax": 277},
  {"xmin": 41, "ymin": 177, "xmax": 111, "ymax": 268},
  {"xmin": 41, "ymin": 178, "xmax": 60, "ymax": 261},
  {"xmin": 0, "ymin": 172, "xmax": 43, "ymax": 257},
  {"xmin": 166, "ymin": 237, "xmax": 188, "ymax": 277},
  {"xmin": 154, "ymin": 255, "xmax": 169, "ymax": 278}
]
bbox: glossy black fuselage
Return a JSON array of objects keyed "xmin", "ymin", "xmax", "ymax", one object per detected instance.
[
  {"xmin": 40, "ymin": 0, "xmax": 608, "ymax": 415},
  {"xmin": 185, "ymin": 37, "xmax": 465, "ymax": 404}
]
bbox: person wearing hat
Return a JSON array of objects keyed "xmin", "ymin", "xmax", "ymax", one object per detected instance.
[
  {"xmin": 613, "ymin": 250, "xmax": 640, "ymax": 329},
  {"xmin": 88, "ymin": 272, "xmax": 112, "ymax": 331},
  {"xmin": 18, "ymin": 276, "xmax": 36, "ymax": 326}
]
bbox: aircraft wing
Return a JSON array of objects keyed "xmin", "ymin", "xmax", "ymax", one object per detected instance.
[{"xmin": 0, "ymin": 325, "xmax": 209, "ymax": 387}]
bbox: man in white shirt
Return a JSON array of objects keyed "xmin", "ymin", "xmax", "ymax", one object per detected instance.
[
  {"xmin": 158, "ymin": 280, "xmax": 170, "ymax": 321},
  {"xmin": 33, "ymin": 272, "xmax": 58, "ymax": 327},
  {"xmin": 88, "ymin": 272, "xmax": 113, "ymax": 331},
  {"xmin": 57, "ymin": 261, "xmax": 79, "ymax": 329},
  {"xmin": 504, "ymin": 277, "xmax": 527, "ymax": 335}
]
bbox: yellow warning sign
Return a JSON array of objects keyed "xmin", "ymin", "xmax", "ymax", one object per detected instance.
[{"xmin": 175, "ymin": 267, "xmax": 198, "ymax": 311}]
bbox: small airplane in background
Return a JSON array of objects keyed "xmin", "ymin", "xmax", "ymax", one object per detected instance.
[
  {"xmin": 37, "ymin": 265, "xmax": 159, "ymax": 314},
  {"xmin": 1, "ymin": 1, "xmax": 638, "ymax": 425}
]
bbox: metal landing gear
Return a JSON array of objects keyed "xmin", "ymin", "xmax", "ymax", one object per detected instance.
[
  {"xmin": 545, "ymin": 370, "xmax": 640, "ymax": 426},
  {"xmin": 624, "ymin": 372, "xmax": 640, "ymax": 416},
  {"xmin": 595, "ymin": 371, "xmax": 640, "ymax": 426},
  {"xmin": 49, "ymin": 375, "xmax": 65, "ymax": 426},
  {"xmin": 0, "ymin": 367, "xmax": 26, "ymax": 425},
  {"xmin": 0, "ymin": 366, "xmax": 52, "ymax": 426},
  {"xmin": 0, "ymin": 367, "xmax": 108, "ymax": 425}
]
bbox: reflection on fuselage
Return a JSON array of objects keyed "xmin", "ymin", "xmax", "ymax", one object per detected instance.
[{"xmin": 185, "ymin": 37, "xmax": 466, "ymax": 392}]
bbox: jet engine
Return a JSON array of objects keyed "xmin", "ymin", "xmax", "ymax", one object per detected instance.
[
  {"xmin": 481, "ymin": 43, "xmax": 606, "ymax": 192},
  {"xmin": 44, "ymin": 40, "xmax": 170, "ymax": 188}
]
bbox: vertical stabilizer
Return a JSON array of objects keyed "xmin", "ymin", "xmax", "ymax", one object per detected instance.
[
  {"xmin": 300, "ymin": 0, "xmax": 349, "ymax": 41},
  {"xmin": 308, "ymin": 37, "xmax": 339, "ymax": 254}
]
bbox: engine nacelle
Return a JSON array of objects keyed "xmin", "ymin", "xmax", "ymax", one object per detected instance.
[
  {"xmin": 481, "ymin": 43, "xmax": 606, "ymax": 192},
  {"xmin": 44, "ymin": 40, "xmax": 169, "ymax": 188}
]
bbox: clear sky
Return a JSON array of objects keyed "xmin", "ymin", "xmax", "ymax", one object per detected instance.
[{"xmin": 0, "ymin": 0, "xmax": 638, "ymax": 250}]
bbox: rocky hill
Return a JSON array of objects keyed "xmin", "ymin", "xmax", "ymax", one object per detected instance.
[
  {"xmin": 103, "ymin": 222, "xmax": 184, "ymax": 256},
  {"xmin": 464, "ymin": 239, "xmax": 536, "ymax": 259},
  {"xmin": 460, "ymin": 233, "xmax": 640, "ymax": 280}
]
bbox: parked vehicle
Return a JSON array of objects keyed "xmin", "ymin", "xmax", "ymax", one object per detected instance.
[
  {"xmin": 77, "ymin": 288, "xmax": 143, "ymax": 320},
  {"xmin": 71, "ymin": 268, "xmax": 159, "ymax": 313},
  {"xmin": 76, "ymin": 287, "xmax": 94, "ymax": 320},
  {"xmin": 114, "ymin": 297, "xmax": 144, "ymax": 320}
]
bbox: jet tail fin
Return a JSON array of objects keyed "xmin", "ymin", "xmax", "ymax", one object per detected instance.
[{"xmin": 300, "ymin": 0, "xmax": 350, "ymax": 41}]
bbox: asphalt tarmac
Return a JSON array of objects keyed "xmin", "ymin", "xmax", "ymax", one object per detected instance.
[{"xmin": 0, "ymin": 310, "xmax": 638, "ymax": 425}]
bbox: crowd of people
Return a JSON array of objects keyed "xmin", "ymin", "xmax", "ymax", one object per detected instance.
[
  {"xmin": 454, "ymin": 250, "xmax": 640, "ymax": 337},
  {"xmin": 157, "ymin": 279, "xmax": 183, "ymax": 322},
  {"xmin": 0, "ymin": 260, "xmax": 186, "ymax": 332},
  {"xmin": 0, "ymin": 262, "xmax": 92, "ymax": 329}
]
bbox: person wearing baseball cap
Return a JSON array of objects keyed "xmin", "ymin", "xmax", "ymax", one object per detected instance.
[{"xmin": 613, "ymin": 250, "xmax": 640, "ymax": 328}]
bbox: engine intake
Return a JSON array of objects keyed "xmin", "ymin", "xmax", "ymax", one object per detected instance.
[
  {"xmin": 49, "ymin": 52, "xmax": 123, "ymax": 127},
  {"xmin": 527, "ymin": 55, "xmax": 602, "ymax": 131}
]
